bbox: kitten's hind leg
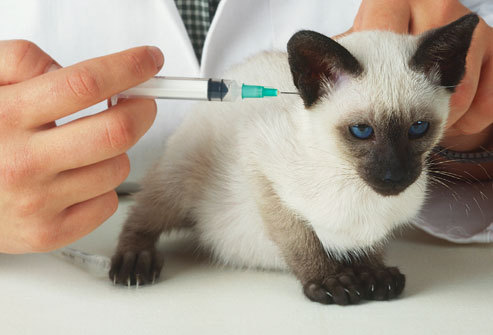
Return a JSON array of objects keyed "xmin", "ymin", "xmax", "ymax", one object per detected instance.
[{"xmin": 109, "ymin": 169, "xmax": 192, "ymax": 286}]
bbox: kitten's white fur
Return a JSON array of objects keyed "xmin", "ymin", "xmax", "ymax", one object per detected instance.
[{"xmin": 153, "ymin": 31, "xmax": 450, "ymax": 270}]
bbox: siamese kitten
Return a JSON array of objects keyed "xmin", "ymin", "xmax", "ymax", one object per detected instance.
[{"xmin": 110, "ymin": 14, "xmax": 479, "ymax": 305}]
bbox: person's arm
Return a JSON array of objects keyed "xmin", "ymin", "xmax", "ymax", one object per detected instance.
[
  {"xmin": 0, "ymin": 40, "xmax": 163, "ymax": 253},
  {"xmin": 344, "ymin": 0, "xmax": 493, "ymax": 180}
]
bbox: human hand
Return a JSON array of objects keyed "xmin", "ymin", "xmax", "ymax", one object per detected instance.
[
  {"xmin": 0, "ymin": 40, "xmax": 163, "ymax": 253},
  {"xmin": 344, "ymin": 0, "xmax": 493, "ymax": 152}
]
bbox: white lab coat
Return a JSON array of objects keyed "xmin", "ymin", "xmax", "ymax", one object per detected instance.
[{"xmin": 0, "ymin": 0, "xmax": 492, "ymax": 242}]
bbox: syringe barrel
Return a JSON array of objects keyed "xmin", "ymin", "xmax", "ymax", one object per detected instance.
[
  {"xmin": 118, "ymin": 76, "xmax": 209, "ymax": 100},
  {"xmin": 114, "ymin": 76, "xmax": 242, "ymax": 102}
]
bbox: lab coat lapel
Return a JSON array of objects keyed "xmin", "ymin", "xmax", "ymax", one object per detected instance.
[
  {"xmin": 159, "ymin": 0, "xmax": 200, "ymax": 76},
  {"xmin": 200, "ymin": 0, "xmax": 360, "ymax": 77},
  {"xmin": 200, "ymin": 0, "xmax": 275, "ymax": 77}
]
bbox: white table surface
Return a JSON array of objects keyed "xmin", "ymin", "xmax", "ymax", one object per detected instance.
[{"xmin": 2, "ymin": 195, "xmax": 493, "ymax": 335}]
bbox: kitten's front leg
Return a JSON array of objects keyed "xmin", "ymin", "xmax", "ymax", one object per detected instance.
[
  {"xmin": 109, "ymin": 173, "xmax": 190, "ymax": 286},
  {"xmin": 302, "ymin": 255, "xmax": 406, "ymax": 304},
  {"xmin": 255, "ymin": 174, "xmax": 405, "ymax": 305},
  {"xmin": 109, "ymin": 207, "xmax": 165, "ymax": 286},
  {"xmin": 349, "ymin": 263, "xmax": 406, "ymax": 301}
]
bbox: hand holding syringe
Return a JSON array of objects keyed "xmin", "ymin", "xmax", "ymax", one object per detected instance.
[
  {"xmin": 110, "ymin": 76, "xmax": 298, "ymax": 105},
  {"xmin": 53, "ymin": 78, "xmax": 297, "ymax": 283}
]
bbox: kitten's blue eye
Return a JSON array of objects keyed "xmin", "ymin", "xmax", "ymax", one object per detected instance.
[
  {"xmin": 408, "ymin": 121, "xmax": 429, "ymax": 138},
  {"xmin": 349, "ymin": 124, "xmax": 374, "ymax": 139}
]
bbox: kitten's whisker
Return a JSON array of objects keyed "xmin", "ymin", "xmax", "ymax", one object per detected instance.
[
  {"xmin": 427, "ymin": 166, "xmax": 464, "ymax": 179},
  {"xmin": 430, "ymin": 169, "xmax": 464, "ymax": 179},
  {"xmin": 428, "ymin": 173, "xmax": 458, "ymax": 186},
  {"xmin": 429, "ymin": 174, "xmax": 455, "ymax": 187},
  {"xmin": 475, "ymin": 163, "xmax": 493, "ymax": 180},
  {"xmin": 428, "ymin": 176, "xmax": 449, "ymax": 190},
  {"xmin": 428, "ymin": 175, "xmax": 459, "ymax": 197},
  {"xmin": 434, "ymin": 144, "xmax": 462, "ymax": 153},
  {"xmin": 434, "ymin": 170, "xmax": 490, "ymax": 206},
  {"xmin": 462, "ymin": 170, "xmax": 482, "ymax": 184},
  {"xmin": 427, "ymin": 169, "xmax": 470, "ymax": 184},
  {"xmin": 472, "ymin": 196, "xmax": 486, "ymax": 220},
  {"xmin": 479, "ymin": 190, "xmax": 488, "ymax": 200},
  {"xmin": 426, "ymin": 157, "xmax": 464, "ymax": 167},
  {"xmin": 427, "ymin": 158, "xmax": 461, "ymax": 165},
  {"xmin": 478, "ymin": 145, "xmax": 493, "ymax": 154}
]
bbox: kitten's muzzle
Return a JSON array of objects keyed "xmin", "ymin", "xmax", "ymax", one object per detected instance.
[{"xmin": 366, "ymin": 167, "xmax": 420, "ymax": 196}]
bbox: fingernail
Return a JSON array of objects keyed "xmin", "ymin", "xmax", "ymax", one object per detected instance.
[
  {"xmin": 44, "ymin": 63, "xmax": 62, "ymax": 73},
  {"xmin": 147, "ymin": 46, "xmax": 164, "ymax": 70}
]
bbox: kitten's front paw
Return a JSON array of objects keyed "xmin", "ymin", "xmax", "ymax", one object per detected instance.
[
  {"xmin": 109, "ymin": 249, "xmax": 164, "ymax": 287},
  {"xmin": 303, "ymin": 273, "xmax": 362, "ymax": 306},
  {"xmin": 356, "ymin": 266, "xmax": 405, "ymax": 301}
]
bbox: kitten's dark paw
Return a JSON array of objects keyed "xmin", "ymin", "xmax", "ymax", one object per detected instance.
[
  {"xmin": 109, "ymin": 249, "xmax": 164, "ymax": 287},
  {"xmin": 356, "ymin": 266, "xmax": 405, "ymax": 300},
  {"xmin": 303, "ymin": 273, "xmax": 362, "ymax": 306}
]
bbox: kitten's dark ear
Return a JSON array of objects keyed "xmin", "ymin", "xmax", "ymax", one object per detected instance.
[
  {"xmin": 410, "ymin": 14, "xmax": 479, "ymax": 92},
  {"xmin": 287, "ymin": 30, "xmax": 363, "ymax": 107}
]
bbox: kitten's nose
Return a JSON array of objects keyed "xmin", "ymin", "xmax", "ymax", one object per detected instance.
[
  {"xmin": 383, "ymin": 169, "xmax": 405, "ymax": 183},
  {"xmin": 370, "ymin": 169, "xmax": 409, "ymax": 196}
]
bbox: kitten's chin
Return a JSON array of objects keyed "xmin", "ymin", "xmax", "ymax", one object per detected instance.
[
  {"xmin": 367, "ymin": 170, "xmax": 427, "ymax": 198},
  {"xmin": 369, "ymin": 185, "xmax": 408, "ymax": 197}
]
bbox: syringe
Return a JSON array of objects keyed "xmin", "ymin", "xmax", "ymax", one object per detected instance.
[{"xmin": 110, "ymin": 76, "xmax": 297, "ymax": 105}]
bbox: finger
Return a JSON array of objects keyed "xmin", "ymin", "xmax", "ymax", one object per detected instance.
[
  {"xmin": 352, "ymin": 0, "xmax": 411, "ymax": 33},
  {"xmin": 2, "ymin": 45, "xmax": 163, "ymax": 128},
  {"xmin": 453, "ymin": 54, "xmax": 493, "ymax": 135},
  {"xmin": 409, "ymin": 0, "xmax": 470, "ymax": 34},
  {"xmin": 441, "ymin": 126, "xmax": 493, "ymax": 153},
  {"xmin": 54, "ymin": 191, "xmax": 119, "ymax": 250},
  {"xmin": 52, "ymin": 154, "xmax": 130, "ymax": 210},
  {"xmin": 33, "ymin": 98, "xmax": 156, "ymax": 172},
  {"xmin": 26, "ymin": 191, "xmax": 118, "ymax": 252},
  {"xmin": 446, "ymin": 49, "xmax": 484, "ymax": 128},
  {"xmin": 0, "ymin": 40, "xmax": 60, "ymax": 85},
  {"xmin": 448, "ymin": 23, "xmax": 493, "ymax": 132}
]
